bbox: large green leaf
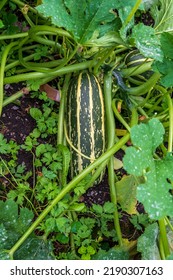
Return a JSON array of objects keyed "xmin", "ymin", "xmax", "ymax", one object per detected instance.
[
  {"xmin": 93, "ymin": 247, "xmax": 129, "ymax": 260},
  {"xmin": 14, "ymin": 238, "xmax": 54, "ymax": 260},
  {"xmin": 137, "ymin": 223, "xmax": 160, "ymax": 259},
  {"xmin": 116, "ymin": 175, "xmax": 138, "ymax": 214},
  {"xmin": 131, "ymin": 23, "xmax": 163, "ymax": 61},
  {"xmin": 0, "ymin": 200, "xmax": 54, "ymax": 260},
  {"xmin": 151, "ymin": 0, "xmax": 173, "ymax": 34},
  {"xmin": 153, "ymin": 58, "xmax": 173, "ymax": 87},
  {"xmin": 36, "ymin": 0, "xmax": 119, "ymax": 43},
  {"xmin": 160, "ymin": 33, "xmax": 173, "ymax": 59},
  {"xmin": 123, "ymin": 119, "xmax": 173, "ymax": 220}
]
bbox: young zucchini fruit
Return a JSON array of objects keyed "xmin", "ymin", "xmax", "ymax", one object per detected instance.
[{"xmin": 66, "ymin": 72, "xmax": 105, "ymax": 181}]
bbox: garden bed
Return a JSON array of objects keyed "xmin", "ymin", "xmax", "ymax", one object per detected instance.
[{"xmin": 0, "ymin": 0, "xmax": 173, "ymax": 260}]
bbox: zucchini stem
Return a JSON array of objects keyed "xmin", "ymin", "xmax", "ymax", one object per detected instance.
[{"xmin": 104, "ymin": 71, "xmax": 123, "ymax": 246}]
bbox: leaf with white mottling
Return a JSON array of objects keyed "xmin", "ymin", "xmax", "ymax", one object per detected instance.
[
  {"xmin": 131, "ymin": 23, "xmax": 163, "ymax": 61},
  {"xmin": 123, "ymin": 119, "xmax": 173, "ymax": 220},
  {"xmin": 137, "ymin": 223, "xmax": 160, "ymax": 259}
]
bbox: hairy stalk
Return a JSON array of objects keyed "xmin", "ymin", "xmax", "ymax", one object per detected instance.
[
  {"xmin": 57, "ymin": 74, "xmax": 71, "ymax": 145},
  {"xmin": 4, "ymin": 60, "xmax": 97, "ymax": 84},
  {"xmin": 0, "ymin": 33, "xmax": 28, "ymax": 40},
  {"xmin": 166, "ymin": 92, "xmax": 173, "ymax": 153},
  {"xmin": 114, "ymin": 70, "xmax": 161, "ymax": 96},
  {"xmin": 158, "ymin": 219, "xmax": 170, "ymax": 258},
  {"xmin": 8, "ymin": 133, "xmax": 130, "ymax": 259},
  {"xmin": 57, "ymin": 73, "xmax": 71, "ymax": 186},
  {"xmin": 157, "ymin": 92, "xmax": 173, "ymax": 259},
  {"xmin": 112, "ymin": 99, "xmax": 131, "ymax": 131},
  {"xmin": 0, "ymin": 41, "xmax": 18, "ymax": 116},
  {"xmin": 11, "ymin": 0, "xmax": 40, "ymax": 14},
  {"xmin": 104, "ymin": 71, "xmax": 123, "ymax": 246}
]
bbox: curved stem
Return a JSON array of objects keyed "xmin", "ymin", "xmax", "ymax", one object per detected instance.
[
  {"xmin": 57, "ymin": 74, "xmax": 71, "ymax": 145},
  {"xmin": 0, "ymin": 41, "xmax": 18, "ymax": 115},
  {"xmin": 114, "ymin": 71, "xmax": 161, "ymax": 96},
  {"xmin": 112, "ymin": 99, "xmax": 131, "ymax": 132},
  {"xmin": 4, "ymin": 59, "xmax": 97, "ymax": 84},
  {"xmin": 11, "ymin": 0, "xmax": 41, "ymax": 15},
  {"xmin": 29, "ymin": 25, "xmax": 72, "ymax": 40},
  {"xmin": 104, "ymin": 71, "xmax": 123, "ymax": 246},
  {"xmin": 0, "ymin": 32, "xmax": 28, "ymax": 40},
  {"xmin": 166, "ymin": 93, "xmax": 173, "ymax": 153}
]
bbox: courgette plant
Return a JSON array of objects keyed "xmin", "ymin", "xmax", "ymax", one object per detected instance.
[{"xmin": 0, "ymin": 0, "xmax": 173, "ymax": 260}]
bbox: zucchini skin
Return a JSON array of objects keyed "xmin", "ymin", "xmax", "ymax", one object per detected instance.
[{"xmin": 66, "ymin": 72, "xmax": 105, "ymax": 180}]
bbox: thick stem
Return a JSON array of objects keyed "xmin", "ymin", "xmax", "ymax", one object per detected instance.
[
  {"xmin": 0, "ymin": 42, "xmax": 19, "ymax": 115},
  {"xmin": 57, "ymin": 74, "xmax": 71, "ymax": 145},
  {"xmin": 104, "ymin": 71, "xmax": 123, "ymax": 246},
  {"xmin": 158, "ymin": 219, "xmax": 170, "ymax": 258},
  {"xmin": 166, "ymin": 93, "xmax": 173, "ymax": 153},
  {"xmin": 4, "ymin": 60, "xmax": 96, "ymax": 84},
  {"xmin": 112, "ymin": 99, "xmax": 131, "ymax": 132}
]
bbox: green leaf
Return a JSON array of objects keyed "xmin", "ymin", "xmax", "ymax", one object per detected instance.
[
  {"xmin": 160, "ymin": 33, "xmax": 173, "ymax": 59},
  {"xmin": 0, "ymin": 199, "xmax": 18, "ymax": 225},
  {"xmin": 0, "ymin": 224, "xmax": 8, "ymax": 249},
  {"xmin": 137, "ymin": 223, "xmax": 160, "ymax": 260},
  {"xmin": 142, "ymin": 0, "xmax": 159, "ymax": 10},
  {"xmin": 36, "ymin": 0, "xmax": 119, "ymax": 43},
  {"xmin": 33, "ymin": 46, "xmax": 49, "ymax": 61},
  {"xmin": 166, "ymin": 253, "xmax": 173, "ymax": 260},
  {"xmin": 151, "ymin": 0, "xmax": 173, "ymax": 34},
  {"xmin": 71, "ymin": 221, "xmax": 82, "ymax": 233},
  {"xmin": 45, "ymin": 217, "xmax": 56, "ymax": 234},
  {"xmin": 0, "ymin": 133, "xmax": 9, "ymax": 154},
  {"xmin": 153, "ymin": 58, "xmax": 173, "ymax": 87},
  {"xmin": 119, "ymin": 3, "xmax": 135, "ymax": 41},
  {"xmin": 56, "ymin": 217, "xmax": 71, "ymax": 234},
  {"xmin": 87, "ymin": 245, "xmax": 96, "ymax": 255},
  {"xmin": 0, "ymin": 20, "xmax": 4, "ymax": 28},
  {"xmin": 0, "ymin": 200, "xmax": 54, "ymax": 260},
  {"xmin": 92, "ymin": 204, "xmax": 103, "ymax": 214},
  {"xmin": 0, "ymin": 250, "xmax": 10, "ymax": 260},
  {"xmin": 93, "ymin": 247, "xmax": 129, "ymax": 260},
  {"xmin": 123, "ymin": 119, "xmax": 173, "ymax": 220},
  {"xmin": 14, "ymin": 238, "xmax": 54, "ymax": 260},
  {"xmin": 42, "ymin": 166, "xmax": 57, "ymax": 179},
  {"xmin": 123, "ymin": 119, "xmax": 164, "ymax": 176},
  {"xmin": 103, "ymin": 201, "xmax": 115, "ymax": 214},
  {"xmin": 30, "ymin": 108, "xmax": 42, "ymax": 120},
  {"xmin": 116, "ymin": 175, "xmax": 138, "ymax": 214},
  {"xmin": 27, "ymin": 79, "xmax": 42, "ymax": 91},
  {"xmin": 131, "ymin": 23, "xmax": 163, "ymax": 61},
  {"xmin": 56, "ymin": 233, "xmax": 69, "ymax": 244}
]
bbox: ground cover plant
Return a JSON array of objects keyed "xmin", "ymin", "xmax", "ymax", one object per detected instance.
[{"xmin": 0, "ymin": 0, "xmax": 173, "ymax": 260}]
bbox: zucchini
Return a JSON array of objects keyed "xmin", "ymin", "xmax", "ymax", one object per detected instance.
[
  {"xmin": 124, "ymin": 50, "xmax": 149, "ymax": 67},
  {"xmin": 124, "ymin": 50, "xmax": 153, "ymax": 82},
  {"xmin": 66, "ymin": 72, "xmax": 105, "ymax": 181}
]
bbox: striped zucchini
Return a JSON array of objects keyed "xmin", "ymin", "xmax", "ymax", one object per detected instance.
[
  {"xmin": 124, "ymin": 50, "xmax": 153, "ymax": 82},
  {"xmin": 66, "ymin": 72, "xmax": 105, "ymax": 181}
]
